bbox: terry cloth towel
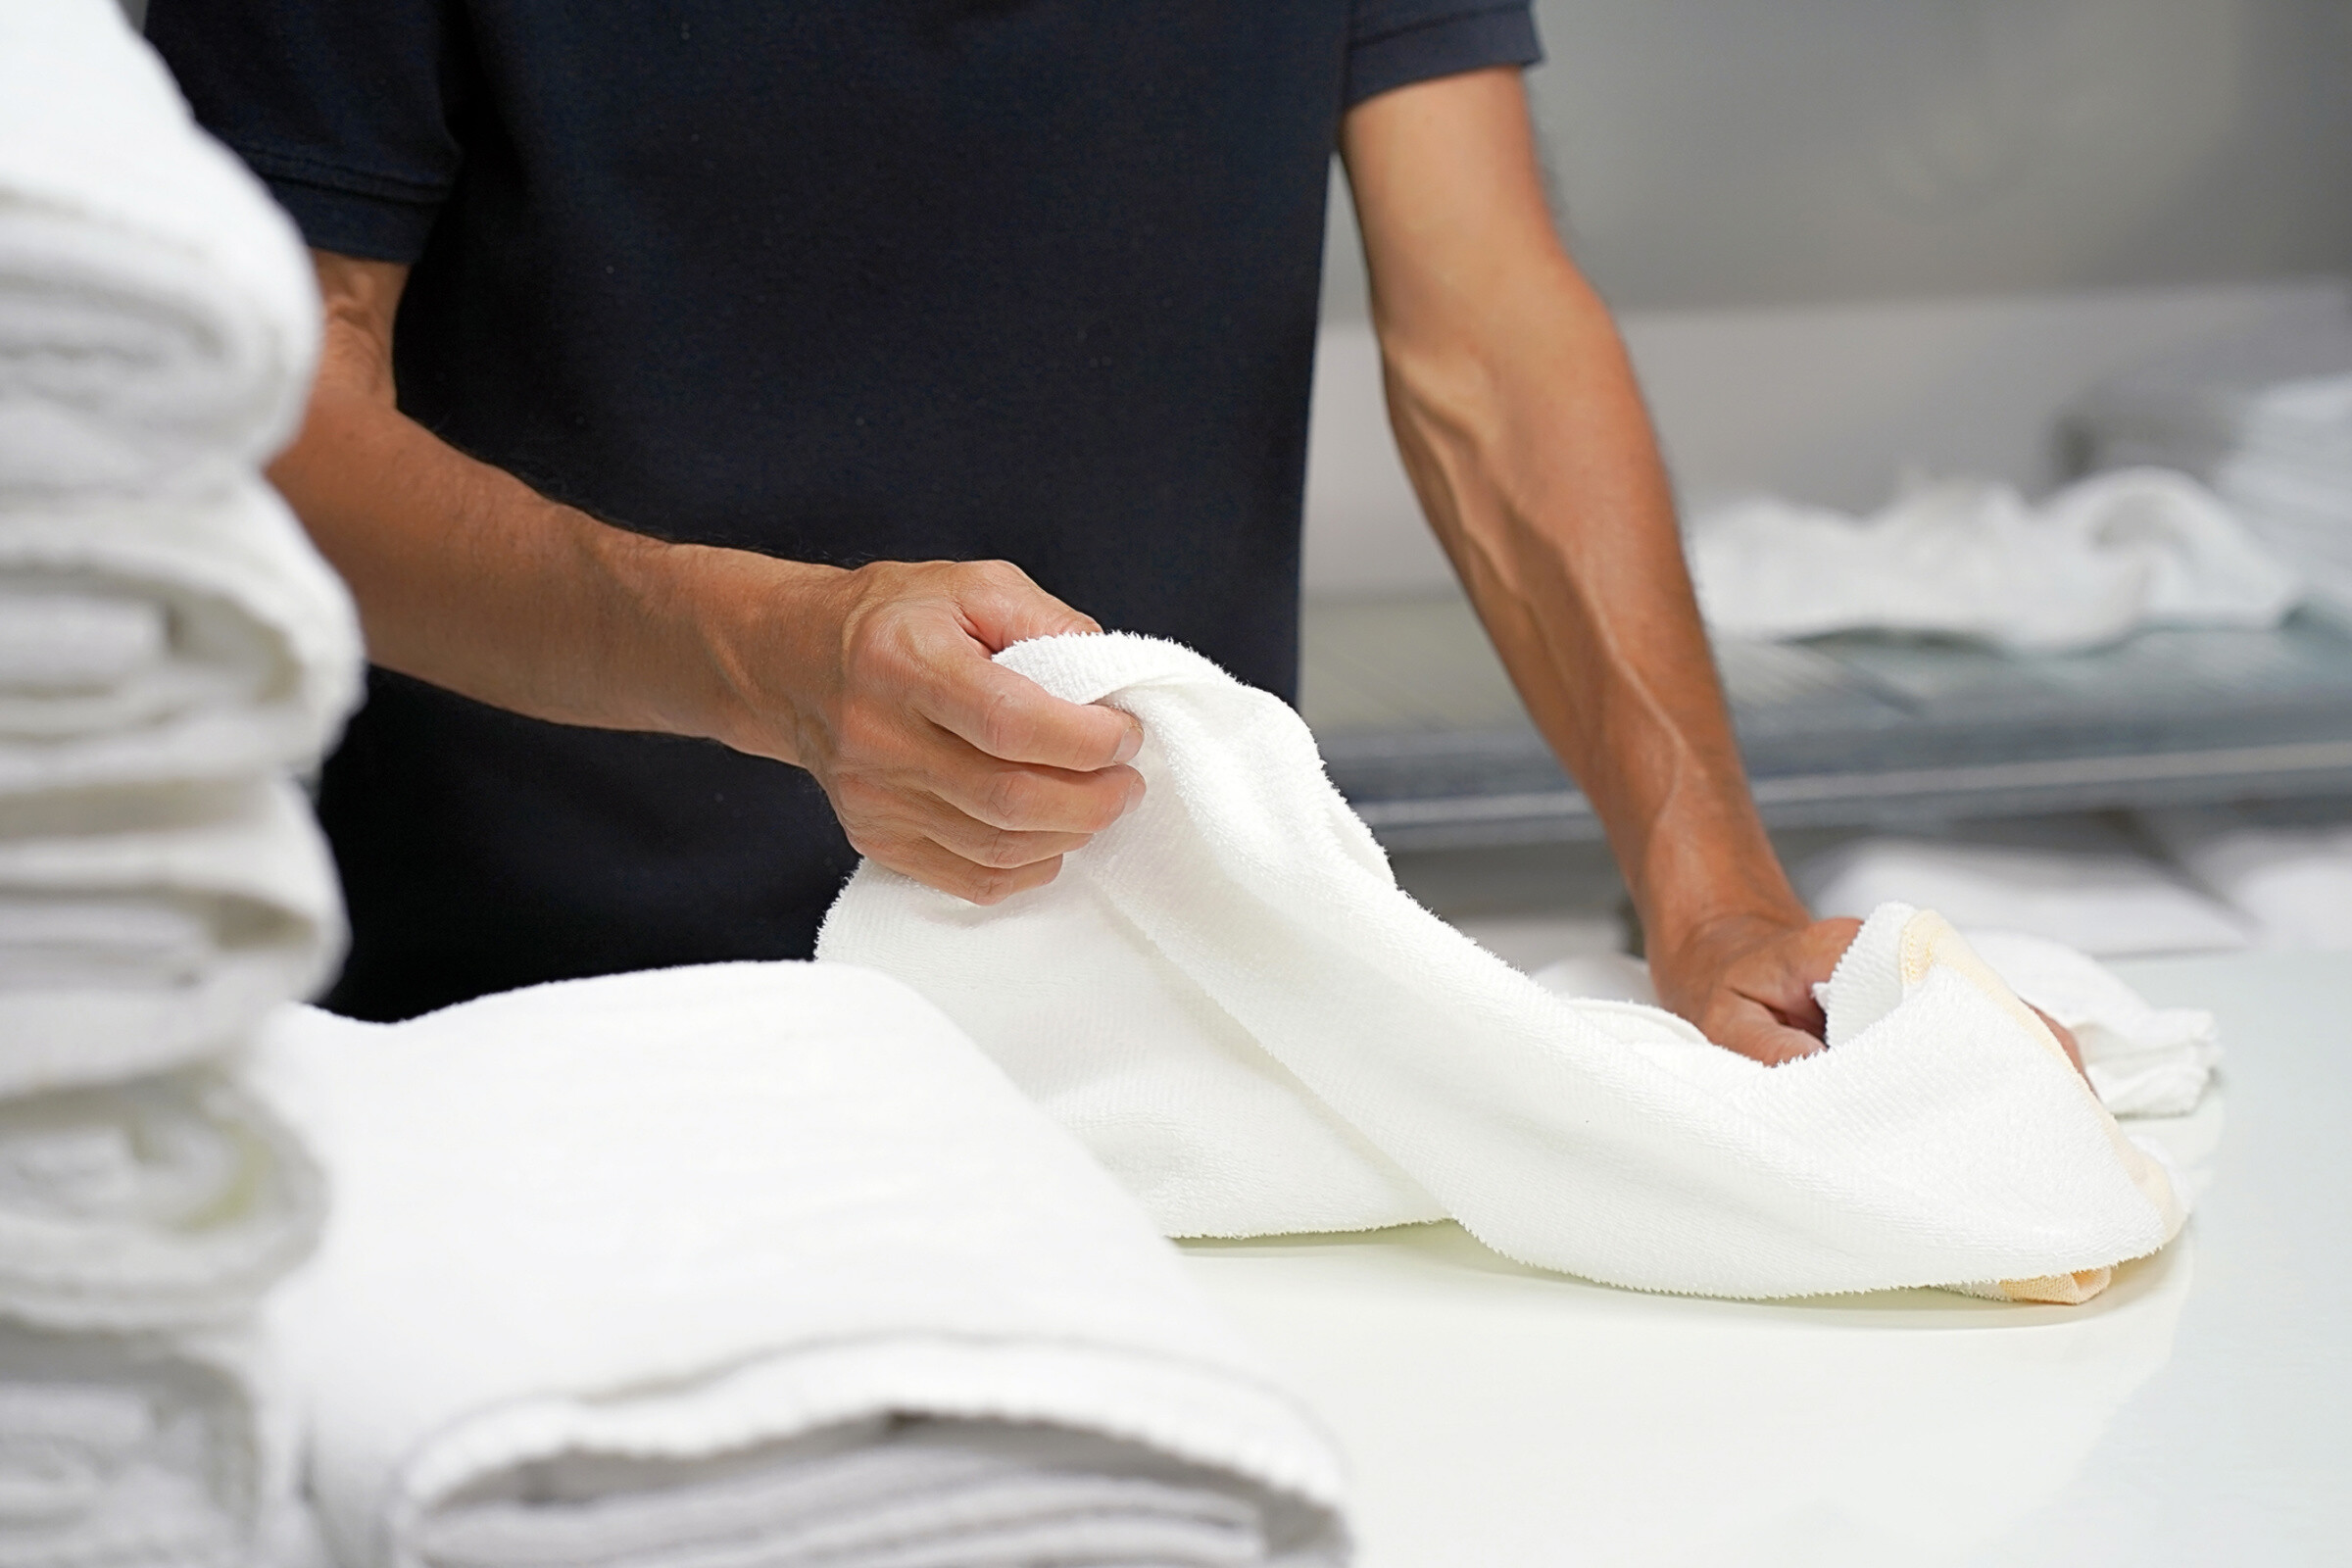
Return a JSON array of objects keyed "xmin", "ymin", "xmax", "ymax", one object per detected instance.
[
  {"xmin": 2143, "ymin": 805, "xmax": 2352, "ymax": 953},
  {"xmin": 0, "ymin": 0, "xmax": 317, "ymax": 497},
  {"xmin": 1535, "ymin": 935, "xmax": 2220, "ymax": 1121},
  {"xmin": 0, "ymin": 482, "xmax": 362, "ymax": 797},
  {"xmin": 0, "ymin": 1323, "xmax": 294, "ymax": 1568},
  {"xmin": 0, "ymin": 779, "xmax": 343, "ymax": 1098},
  {"xmin": 1795, "ymin": 832, "xmax": 2250, "ymax": 958},
  {"xmin": 1686, "ymin": 468, "xmax": 2300, "ymax": 653},
  {"xmin": 819, "ymin": 633, "xmax": 2184, "ymax": 1303},
  {"xmin": 0, "ymin": 1063, "xmax": 322, "ymax": 1334},
  {"xmin": 245, "ymin": 963, "xmax": 1348, "ymax": 1568}
]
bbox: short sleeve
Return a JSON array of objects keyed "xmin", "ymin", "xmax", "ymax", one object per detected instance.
[
  {"xmin": 144, "ymin": 0, "xmax": 470, "ymax": 263},
  {"xmin": 1344, "ymin": 1, "xmax": 1544, "ymax": 109}
]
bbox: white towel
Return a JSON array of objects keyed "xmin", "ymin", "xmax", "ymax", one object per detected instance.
[
  {"xmin": 0, "ymin": 482, "xmax": 362, "ymax": 797},
  {"xmin": 245, "ymin": 963, "xmax": 1348, "ymax": 1568},
  {"xmin": 0, "ymin": 0, "xmax": 317, "ymax": 496},
  {"xmin": 0, "ymin": 1062, "xmax": 322, "ymax": 1333},
  {"xmin": 1534, "ymin": 936, "xmax": 2220, "ymax": 1119},
  {"xmin": 0, "ymin": 1322, "xmax": 293, "ymax": 1568},
  {"xmin": 2142, "ymin": 806, "xmax": 2352, "ymax": 952},
  {"xmin": 819, "ymin": 633, "xmax": 2184, "ymax": 1303},
  {"xmin": 1686, "ymin": 468, "xmax": 2300, "ymax": 652},
  {"xmin": 0, "ymin": 779, "xmax": 344, "ymax": 1098},
  {"xmin": 1795, "ymin": 832, "xmax": 2251, "ymax": 958}
]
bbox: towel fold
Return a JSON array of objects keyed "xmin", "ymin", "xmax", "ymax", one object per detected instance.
[
  {"xmin": 1794, "ymin": 831, "xmax": 2250, "ymax": 958},
  {"xmin": 2143, "ymin": 805, "xmax": 2352, "ymax": 952},
  {"xmin": 0, "ymin": 1062, "xmax": 322, "ymax": 1334},
  {"xmin": 0, "ymin": 1322, "xmax": 291, "ymax": 1568},
  {"xmin": 0, "ymin": 0, "xmax": 317, "ymax": 497},
  {"xmin": 0, "ymin": 483, "xmax": 362, "ymax": 797},
  {"xmin": 0, "ymin": 779, "xmax": 342, "ymax": 1098},
  {"xmin": 246, "ymin": 962, "xmax": 1348, "ymax": 1568},
  {"xmin": 820, "ymin": 633, "xmax": 2185, "ymax": 1301},
  {"xmin": 1687, "ymin": 468, "xmax": 2299, "ymax": 652}
]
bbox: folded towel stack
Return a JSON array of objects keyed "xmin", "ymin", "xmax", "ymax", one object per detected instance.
[
  {"xmin": 821, "ymin": 633, "xmax": 2193, "ymax": 1305},
  {"xmin": 247, "ymin": 962, "xmax": 1348, "ymax": 1568},
  {"xmin": 0, "ymin": 1, "xmax": 360, "ymax": 1561},
  {"xmin": 2069, "ymin": 316, "xmax": 2352, "ymax": 624},
  {"xmin": 2142, "ymin": 804, "xmax": 2352, "ymax": 953},
  {"xmin": 1686, "ymin": 468, "xmax": 2300, "ymax": 652}
]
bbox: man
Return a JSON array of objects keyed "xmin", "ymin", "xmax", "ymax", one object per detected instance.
[{"xmin": 148, "ymin": 1, "xmax": 1855, "ymax": 1061}]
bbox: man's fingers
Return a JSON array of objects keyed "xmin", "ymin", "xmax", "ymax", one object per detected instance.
[
  {"xmin": 925, "ymin": 751, "xmax": 1145, "ymax": 837},
  {"xmin": 867, "ymin": 832, "xmax": 1068, "ymax": 906},
  {"xmin": 916, "ymin": 657, "xmax": 1143, "ymax": 771},
  {"xmin": 952, "ymin": 560, "xmax": 1104, "ymax": 651},
  {"xmin": 1710, "ymin": 999, "xmax": 1827, "ymax": 1067}
]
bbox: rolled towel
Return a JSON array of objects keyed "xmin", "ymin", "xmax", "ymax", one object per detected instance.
[
  {"xmin": 1686, "ymin": 468, "xmax": 2299, "ymax": 652},
  {"xmin": 0, "ymin": 0, "xmax": 317, "ymax": 496},
  {"xmin": 0, "ymin": 1063, "xmax": 323, "ymax": 1333},
  {"xmin": 0, "ymin": 779, "xmax": 343, "ymax": 1097},
  {"xmin": 0, "ymin": 482, "xmax": 362, "ymax": 797},
  {"xmin": 0, "ymin": 1323, "xmax": 293, "ymax": 1568},
  {"xmin": 820, "ymin": 633, "xmax": 2184, "ymax": 1302},
  {"xmin": 246, "ymin": 963, "xmax": 1348, "ymax": 1568}
]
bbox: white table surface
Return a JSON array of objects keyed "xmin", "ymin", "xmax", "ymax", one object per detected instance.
[{"xmin": 1179, "ymin": 952, "xmax": 2349, "ymax": 1567}]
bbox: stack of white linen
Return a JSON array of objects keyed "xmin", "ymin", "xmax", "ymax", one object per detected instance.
[
  {"xmin": 2069, "ymin": 317, "xmax": 2352, "ymax": 622},
  {"xmin": 820, "ymin": 633, "xmax": 2196, "ymax": 1307},
  {"xmin": 0, "ymin": 1, "xmax": 360, "ymax": 1562},
  {"xmin": 247, "ymin": 962, "xmax": 1349, "ymax": 1568},
  {"xmin": 1685, "ymin": 467, "xmax": 2301, "ymax": 652},
  {"xmin": 2141, "ymin": 804, "xmax": 2352, "ymax": 952}
]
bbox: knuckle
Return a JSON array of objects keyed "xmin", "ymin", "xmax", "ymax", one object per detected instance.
[{"xmin": 982, "ymin": 769, "xmax": 1038, "ymax": 825}]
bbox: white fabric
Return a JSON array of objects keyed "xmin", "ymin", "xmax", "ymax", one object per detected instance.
[
  {"xmin": 0, "ymin": 483, "xmax": 362, "ymax": 797},
  {"xmin": 1795, "ymin": 833, "xmax": 2250, "ymax": 958},
  {"xmin": 1686, "ymin": 468, "xmax": 2300, "ymax": 652},
  {"xmin": 2143, "ymin": 806, "xmax": 2352, "ymax": 952},
  {"xmin": 819, "ymin": 633, "xmax": 2184, "ymax": 1301},
  {"xmin": 246, "ymin": 963, "xmax": 1348, "ymax": 1568},
  {"xmin": 0, "ymin": 1063, "xmax": 321, "ymax": 1333},
  {"xmin": 0, "ymin": 779, "xmax": 343, "ymax": 1098},
  {"xmin": 0, "ymin": 1324, "xmax": 291, "ymax": 1568},
  {"xmin": 1535, "ymin": 937, "xmax": 2219, "ymax": 1119},
  {"xmin": 0, "ymin": 0, "xmax": 318, "ymax": 497}
]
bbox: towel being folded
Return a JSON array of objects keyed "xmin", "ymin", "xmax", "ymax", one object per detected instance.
[
  {"xmin": 0, "ymin": 779, "xmax": 343, "ymax": 1097},
  {"xmin": 246, "ymin": 962, "xmax": 1348, "ymax": 1568},
  {"xmin": 1686, "ymin": 468, "xmax": 2300, "ymax": 653},
  {"xmin": 0, "ymin": 0, "xmax": 317, "ymax": 496},
  {"xmin": 820, "ymin": 633, "xmax": 2184, "ymax": 1302},
  {"xmin": 0, "ymin": 483, "xmax": 362, "ymax": 797},
  {"xmin": 0, "ymin": 1323, "xmax": 293, "ymax": 1568},
  {"xmin": 0, "ymin": 1063, "xmax": 322, "ymax": 1333}
]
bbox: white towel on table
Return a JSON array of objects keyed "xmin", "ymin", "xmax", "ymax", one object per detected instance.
[
  {"xmin": 246, "ymin": 963, "xmax": 1348, "ymax": 1568},
  {"xmin": 0, "ymin": 1323, "xmax": 294, "ymax": 1568},
  {"xmin": 0, "ymin": 482, "xmax": 361, "ymax": 797},
  {"xmin": 1687, "ymin": 468, "xmax": 2299, "ymax": 653},
  {"xmin": 0, "ymin": 779, "xmax": 342, "ymax": 1098},
  {"xmin": 820, "ymin": 633, "xmax": 2183, "ymax": 1304},
  {"xmin": 0, "ymin": 0, "xmax": 317, "ymax": 496},
  {"xmin": 0, "ymin": 1062, "xmax": 322, "ymax": 1335},
  {"xmin": 2143, "ymin": 806, "xmax": 2352, "ymax": 952},
  {"xmin": 1795, "ymin": 832, "xmax": 2251, "ymax": 957}
]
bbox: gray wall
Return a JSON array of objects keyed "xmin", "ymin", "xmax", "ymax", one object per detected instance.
[{"xmin": 1326, "ymin": 0, "xmax": 2352, "ymax": 320}]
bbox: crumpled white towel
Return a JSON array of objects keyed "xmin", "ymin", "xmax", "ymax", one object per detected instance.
[
  {"xmin": 1795, "ymin": 832, "xmax": 2250, "ymax": 958},
  {"xmin": 0, "ymin": 778, "xmax": 344, "ymax": 1098},
  {"xmin": 1687, "ymin": 468, "xmax": 2300, "ymax": 652},
  {"xmin": 2142, "ymin": 806, "xmax": 2352, "ymax": 952},
  {"xmin": 0, "ymin": 1063, "xmax": 322, "ymax": 1333},
  {"xmin": 0, "ymin": 482, "xmax": 362, "ymax": 797},
  {"xmin": 246, "ymin": 963, "xmax": 1348, "ymax": 1568},
  {"xmin": 1534, "ymin": 933, "xmax": 2218, "ymax": 1118},
  {"xmin": 818, "ymin": 633, "xmax": 2183, "ymax": 1303},
  {"xmin": 0, "ymin": 0, "xmax": 317, "ymax": 496},
  {"xmin": 0, "ymin": 1323, "xmax": 295, "ymax": 1568}
]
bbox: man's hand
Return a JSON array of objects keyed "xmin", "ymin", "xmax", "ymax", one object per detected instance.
[
  {"xmin": 717, "ymin": 559, "xmax": 1144, "ymax": 903},
  {"xmin": 1649, "ymin": 913, "xmax": 1861, "ymax": 1066}
]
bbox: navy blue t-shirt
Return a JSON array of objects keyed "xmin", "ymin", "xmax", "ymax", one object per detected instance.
[{"xmin": 146, "ymin": 0, "xmax": 1542, "ymax": 1020}]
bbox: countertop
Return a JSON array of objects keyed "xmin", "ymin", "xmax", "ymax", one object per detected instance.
[{"xmin": 1180, "ymin": 951, "xmax": 2348, "ymax": 1566}]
